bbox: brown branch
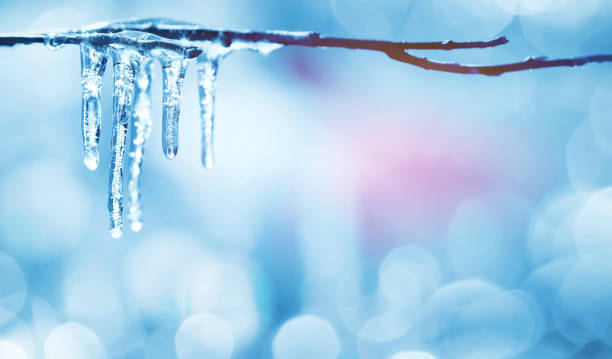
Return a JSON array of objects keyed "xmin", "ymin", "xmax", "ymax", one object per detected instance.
[
  {"xmin": 385, "ymin": 49, "xmax": 612, "ymax": 76},
  {"xmin": 0, "ymin": 18, "xmax": 611, "ymax": 76}
]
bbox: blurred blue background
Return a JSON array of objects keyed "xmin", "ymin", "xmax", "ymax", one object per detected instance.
[{"xmin": 1, "ymin": 0, "xmax": 612, "ymax": 358}]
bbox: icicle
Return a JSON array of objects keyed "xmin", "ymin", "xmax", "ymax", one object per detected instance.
[
  {"xmin": 127, "ymin": 59, "xmax": 154, "ymax": 232},
  {"xmin": 160, "ymin": 57, "xmax": 189, "ymax": 159},
  {"xmin": 108, "ymin": 48, "xmax": 142, "ymax": 238},
  {"xmin": 79, "ymin": 42, "xmax": 108, "ymax": 170},
  {"xmin": 197, "ymin": 57, "xmax": 219, "ymax": 169}
]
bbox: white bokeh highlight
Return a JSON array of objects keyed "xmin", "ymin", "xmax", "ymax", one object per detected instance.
[
  {"xmin": 273, "ymin": 315, "xmax": 341, "ymax": 359},
  {"xmin": 175, "ymin": 314, "xmax": 234, "ymax": 359},
  {"xmin": 44, "ymin": 323, "xmax": 106, "ymax": 359},
  {"xmin": 0, "ymin": 341, "xmax": 28, "ymax": 359}
]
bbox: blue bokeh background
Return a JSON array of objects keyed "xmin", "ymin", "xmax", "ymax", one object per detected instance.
[{"xmin": 1, "ymin": 1, "xmax": 612, "ymax": 358}]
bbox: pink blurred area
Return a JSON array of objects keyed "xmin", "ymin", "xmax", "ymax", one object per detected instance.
[{"xmin": 305, "ymin": 102, "xmax": 556, "ymax": 251}]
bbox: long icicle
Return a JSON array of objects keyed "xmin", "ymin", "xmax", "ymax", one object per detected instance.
[
  {"xmin": 160, "ymin": 58, "xmax": 189, "ymax": 159},
  {"xmin": 127, "ymin": 59, "xmax": 154, "ymax": 232},
  {"xmin": 197, "ymin": 56, "xmax": 219, "ymax": 169},
  {"xmin": 79, "ymin": 42, "xmax": 108, "ymax": 171},
  {"xmin": 108, "ymin": 49, "xmax": 141, "ymax": 238}
]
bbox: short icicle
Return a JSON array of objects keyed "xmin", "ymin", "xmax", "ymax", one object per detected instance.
[
  {"xmin": 160, "ymin": 57, "xmax": 189, "ymax": 159},
  {"xmin": 127, "ymin": 59, "xmax": 154, "ymax": 232},
  {"xmin": 197, "ymin": 56, "xmax": 219, "ymax": 169},
  {"xmin": 79, "ymin": 42, "xmax": 108, "ymax": 171},
  {"xmin": 108, "ymin": 48, "xmax": 142, "ymax": 238}
]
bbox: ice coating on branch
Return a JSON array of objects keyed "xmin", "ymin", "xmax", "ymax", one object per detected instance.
[
  {"xmin": 44, "ymin": 22, "xmax": 312, "ymax": 235},
  {"xmin": 127, "ymin": 59, "xmax": 154, "ymax": 232},
  {"xmin": 79, "ymin": 42, "xmax": 108, "ymax": 170},
  {"xmin": 43, "ymin": 33, "xmax": 65, "ymax": 51},
  {"xmin": 158, "ymin": 55, "xmax": 189, "ymax": 159},
  {"xmin": 108, "ymin": 47, "xmax": 142, "ymax": 238},
  {"xmin": 197, "ymin": 56, "xmax": 219, "ymax": 169}
]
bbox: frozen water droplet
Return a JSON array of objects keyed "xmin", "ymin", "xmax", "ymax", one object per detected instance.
[
  {"xmin": 175, "ymin": 314, "xmax": 234, "ymax": 359},
  {"xmin": 252, "ymin": 41, "xmax": 283, "ymax": 55},
  {"xmin": 197, "ymin": 57, "xmax": 219, "ymax": 169},
  {"xmin": 80, "ymin": 42, "xmax": 108, "ymax": 171},
  {"xmin": 110, "ymin": 227, "xmax": 122, "ymax": 239},
  {"xmin": 127, "ymin": 59, "xmax": 154, "ymax": 232},
  {"xmin": 160, "ymin": 57, "xmax": 189, "ymax": 159},
  {"xmin": 83, "ymin": 155, "xmax": 98, "ymax": 171},
  {"xmin": 44, "ymin": 33, "xmax": 65, "ymax": 51},
  {"xmin": 107, "ymin": 48, "xmax": 142, "ymax": 238}
]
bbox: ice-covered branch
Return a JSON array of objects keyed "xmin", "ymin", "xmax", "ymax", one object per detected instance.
[{"xmin": 1, "ymin": 17, "xmax": 611, "ymax": 237}]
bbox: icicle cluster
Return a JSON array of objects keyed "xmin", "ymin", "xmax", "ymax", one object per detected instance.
[{"xmin": 66, "ymin": 20, "xmax": 289, "ymax": 237}]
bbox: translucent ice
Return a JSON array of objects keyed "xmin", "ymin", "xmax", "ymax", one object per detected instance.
[
  {"xmin": 127, "ymin": 59, "xmax": 154, "ymax": 232},
  {"xmin": 108, "ymin": 47, "xmax": 142, "ymax": 238},
  {"xmin": 197, "ymin": 57, "xmax": 219, "ymax": 169},
  {"xmin": 79, "ymin": 42, "xmax": 108, "ymax": 170},
  {"xmin": 158, "ymin": 55, "xmax": 189, "ymax": 159},
  {"xmin": 44, "ymin": 23, "xmax": 318, "ymax": 233}
]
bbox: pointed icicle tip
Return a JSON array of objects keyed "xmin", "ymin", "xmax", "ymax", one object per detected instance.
[
  {"xmin": 164, "ymin": 146, "xmax": 177, "ymax": 159},
  {"xmin": 83, "ymin": 154, "xmax": 99, "ymax": 171},
  {"xmin": 110, "ymin": 227, "xmax": 122, "ymax": 238}
]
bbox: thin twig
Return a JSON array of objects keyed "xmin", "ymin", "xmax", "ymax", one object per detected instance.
[{"xmin": 385, "ymin": 49, "xmax": 612, "ymax": 76}]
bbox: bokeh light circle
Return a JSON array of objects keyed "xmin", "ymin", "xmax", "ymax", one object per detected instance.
[
  {"xmin": 589, "ymin": 75, "xmax": 612, "ymax": 156},
  {"xmin": 378, "ymin": 245, "xmax": 440, "ymax": 307},
  {"xmin": 566, "ymin": 121, "xmax": 612, "ymax": 191},
  {"xmin": 404, "ymin": 0, "xmax": 513, "ymax": 41},
  {"xmin": 330, "ymin": 0, "xmax": 417, "ymax": 37},
  {"xmin": 0, "ymin": 341, "xmax": 28, "ymax": 359},
  {"xmin": 526, "ymin": 191, "xmax": 585, "ymax": 266},
  {"xmin": 272, "ymin": 315, "xmax": 340, "ymax": 359},
  {"xmin": 389, "ymin": 352, "xmax": 437, "ymax": 359},
  {"xmin": 44, "ymin": 322, "xmax": 106, "ymax": 359},
  {"xmin": 0, "ymin": 251, "xmax": 27, "ymax": 326},
  {"xmin": 573, "ymin": 187, "xmax": 612, "ymax": 256},
  {"xmin": 441, "ymin": 290, "xmax": 542, "ymax": 358},
  {"xmin": 175, "ymin": 314, "xmax": 234, "ymax": 359}
]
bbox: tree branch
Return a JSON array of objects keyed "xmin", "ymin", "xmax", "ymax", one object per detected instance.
[
  {"xmin": 0, "ymin": 17, "xmax": 611, "ymax": 76},
  {"xmin": 385, "ymin": 49, "xmax": 612, "ymax": 76}
]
